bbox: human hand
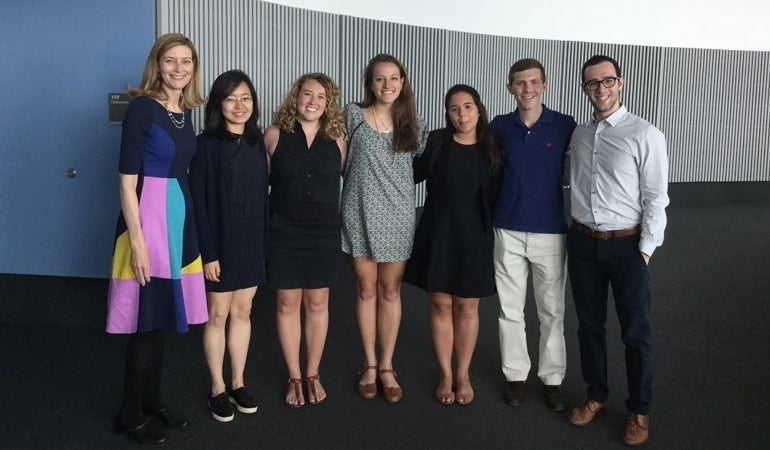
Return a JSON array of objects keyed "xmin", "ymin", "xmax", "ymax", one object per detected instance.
[
  {"xmin": 204, "ymin": 261, "xmax": 221, "ymax": 282},
  {"xmin": 640, "ymin": 252, "xmax": 650, "ymax": 265},
  {"xmin": 131, "ymin": 243, "xmax": 151, "ymax": 286}
]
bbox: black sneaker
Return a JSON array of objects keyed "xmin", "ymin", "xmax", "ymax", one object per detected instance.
[
  {"xmin": 229, "ymin": 387, "xmax": 258, "ymax": 414},
  {"xmin": 209, "ymin": 392, "xmax": 235, "ymax": 422}
]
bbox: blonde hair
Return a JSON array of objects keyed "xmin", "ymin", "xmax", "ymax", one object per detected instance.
[
  {"xmin": 127, "ymin": 33, "xmax": 205, "ymax": 109},
  {"xmin": 273, "ymin": 73, "xmax": 344, "ymax": 141}
]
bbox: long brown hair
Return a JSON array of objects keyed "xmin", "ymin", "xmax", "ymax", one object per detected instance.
[
  {"xmin": 273, "ymin": 73, "xmax": 344, "ymax": 141},
  {"xmin": 357, "ymin": 54, "xmax": 419, "ymax": 153},
  {"xmin": 127, "ymin": 33, "xmax": 205, "ymax": 109}
]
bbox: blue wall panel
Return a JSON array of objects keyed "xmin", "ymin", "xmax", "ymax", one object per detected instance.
[{"xmin": 0, "ymin": 0, "xmax": 155, "ymax": 277}]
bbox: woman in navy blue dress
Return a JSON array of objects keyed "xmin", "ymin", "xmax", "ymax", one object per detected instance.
[
  {"xmin": 107, "ymin": 33, "xmax": 207, "ymax": 446},
  {"xmin": 189, "ymin": 70, "xmax": 269, "ymax": 422}
]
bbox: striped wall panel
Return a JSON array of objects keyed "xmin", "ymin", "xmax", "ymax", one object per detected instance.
[{"xmin": 157, "ymin": 0, "xmax": 770, "ymax": 196}]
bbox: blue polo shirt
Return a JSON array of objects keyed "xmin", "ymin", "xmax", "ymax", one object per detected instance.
[{"xmin": 490, "ymin": 105, "xmax": 576, "ymax": 234}]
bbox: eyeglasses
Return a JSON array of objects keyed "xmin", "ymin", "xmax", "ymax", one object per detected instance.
[
  {"xmin": 224, "ymin": 95, "xmax": 253, "ymax": 104},
  {"xmin": 583, "ymin": 77, "xmax": 620, "ymax": 91}
]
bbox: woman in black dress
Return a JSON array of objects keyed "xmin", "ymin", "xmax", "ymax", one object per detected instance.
[
  {"xmin": 189, "ymin": 70, "xmax": 269, "ymax": 422},
  {"xmin": 264, "ymin": 73, "xmax": 346, "ymax": 407},
  {"xmin": 404, "ymin": 84, "xmax": 502, "ymax": 405}
]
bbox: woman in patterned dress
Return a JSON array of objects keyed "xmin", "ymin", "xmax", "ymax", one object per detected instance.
[
  {"xmin": 264, "ymin": 73, "xmax": 346, "ymax": 408},
  {"xmin": 189, "ymin": 70, "xmax": 268, "ymax": 422},
  {"xmin": 106, "ymin": 33, "xmax": 207, "ymax": 445},
  {"xmin": 341, "ymin": 54, "xmax": 427, "ymax": 403}
]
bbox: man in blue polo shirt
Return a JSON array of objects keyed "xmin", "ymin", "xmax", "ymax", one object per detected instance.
[{"xmin": 490, "ymin": 58, "xmax": 576, "ymax": 411}]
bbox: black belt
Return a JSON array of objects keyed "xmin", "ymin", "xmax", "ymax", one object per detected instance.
[{"xmin": 571, "ymin": 221, "xmax": 641, "ymax": 240}]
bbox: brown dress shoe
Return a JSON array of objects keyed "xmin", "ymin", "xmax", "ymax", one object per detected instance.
[
  {"xmin": 623, "ymin": 413, "xmax": 649, "ymax": 446},
  {"xmin": 569, "ymin": 399, "xmax": 606, "ymax": 426},
  {"xmin": 357, "ymin": 365, "xmax": 378, "ymax": 399},
  {"xmin": 379, "ymin": 369, "xmax": 403, "ymax": 403}
]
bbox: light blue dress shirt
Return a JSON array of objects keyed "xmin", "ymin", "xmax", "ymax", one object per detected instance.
[{"xmin": 569, "ymin": 105, "xmax": 669, "ymax": 256}]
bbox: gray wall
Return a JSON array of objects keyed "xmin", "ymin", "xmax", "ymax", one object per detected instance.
[{"xmin": 159, "ymin": 0, "xmax": 770, "ymax": 197}]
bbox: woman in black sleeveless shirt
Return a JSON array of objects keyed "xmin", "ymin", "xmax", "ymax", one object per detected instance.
[{"xmin": 264, "ymin": 73, "xmax": 346, "ymax": 407}]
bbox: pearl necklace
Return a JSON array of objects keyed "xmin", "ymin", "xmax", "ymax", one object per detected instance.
[{"xmin": 165, "ymin": 104, "xmax": 185, "ymax": 129}]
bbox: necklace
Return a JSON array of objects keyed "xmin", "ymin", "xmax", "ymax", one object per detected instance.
[
  {"xmin": 229, "ymin": 131, "xmax": 242, "ymax": 144},
  {"xmin": 371, "ymin": 107, "xmax": 395, "ymax": 168},
  {"xmin": 165, "ymin": 104, "xmax": 185, "ymax": 129}
]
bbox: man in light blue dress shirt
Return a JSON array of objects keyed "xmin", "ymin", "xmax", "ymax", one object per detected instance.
[{"xmin": 566, "ymin": 55, "xmax": 669, "ymax": 447}]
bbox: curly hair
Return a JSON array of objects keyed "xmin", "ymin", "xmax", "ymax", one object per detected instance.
[
  {"xmin": 358, "ymin": 54, "xmax": 420, "ymax": 153},
  {"xmin": 272, "ymin": 73, "xmax": 344, "ymax": 141},
  {"xmin": 127, "ymin": 33, "xmax": 205, "ymax": 109}
]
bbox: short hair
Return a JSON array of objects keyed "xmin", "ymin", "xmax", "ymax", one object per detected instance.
[
  {"xmin": 203, "ymin": 70, "xmax": 262, "ymax": 144},
  {"xmin": 127, "ymin": 33, "xmax": 204, "ymax": 109},
  {"xmin": 358, "ymin": 53, "xmax": 420, "ymax": 153},
  {"xmin": 272, "ymin": 72, "xmax": 344, "ymax": 141},
  {"xmin": 581, "ymin": 55, "xmax": 622, "ymax": 82},
  {"xmin": 507, "ymin": 58, "xmax": 547, "ymax": 84}
]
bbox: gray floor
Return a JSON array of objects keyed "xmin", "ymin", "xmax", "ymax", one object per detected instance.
[{"xmin": 1, "ymin": 182, "xmax": 768, "ymax": 449}]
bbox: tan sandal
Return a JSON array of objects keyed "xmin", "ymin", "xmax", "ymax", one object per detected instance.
[
  {"xmin": 357, "ymin": 365, "xmax": 378, "ymax": 399},
  {"xmin": 379, "ymin": 369, "xmax": 403, "ymax": 403},
  {"xmin": 306, "ymin": 375, "xmax": 326, "ymax": 405},
  {"xmin": 285, "ymin": 378, "xmax": 304, "ymax": 408}
]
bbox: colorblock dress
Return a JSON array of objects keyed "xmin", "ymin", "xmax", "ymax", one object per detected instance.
[
  {"xmin": 340, "ymin": 103, "xmax": 427, "ymax": 262},
  {"xmin": 106, "ymin": 96, "xmax": 208, "ymax": 334}
]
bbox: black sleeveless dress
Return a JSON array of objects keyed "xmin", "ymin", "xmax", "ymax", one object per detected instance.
[{"xmin": 267, "ymin": 122, "xmax": 342, "ymax": 289}]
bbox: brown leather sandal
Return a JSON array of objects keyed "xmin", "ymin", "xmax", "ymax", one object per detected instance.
[
  {"xmin": 379, "ymin": 369, "xmax": 403, "ymax": 403},
  {"xmin": 285, "ymin": 378, "xmax": 304, "ymax": 408},
  {"xmin": 306, "ymin": 375, "xmax": 326, "ymax": 405},
  {"xmin": 357, "ymin": 365, "xmax": 378, "ymax": 399}
]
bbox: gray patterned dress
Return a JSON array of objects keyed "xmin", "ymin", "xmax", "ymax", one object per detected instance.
[{"xmin": 341, "ymin": 103, "xmax": 427, "ymax": 262}]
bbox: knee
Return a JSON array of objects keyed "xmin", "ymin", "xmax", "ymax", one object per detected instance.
[
  {"xmin": 230, "ymin": 304, "xmax": 252, "ymax": 322},
  {"xmin": 277, "ymin": 299, "xmax": 301, "ymax": 316},
  {"xmin": 378, "ymin": 282, "xmax": 401, "ymax": 303},
  {"xmin": 208, "ymin": 308, "xmax": 229, "ymax": 327},
  {"xmin": 357, "ymin": 282, "xmax": 377, "ymax": 302},
  {"xmin": 305, "ymin": 297, "xmax": 329, "ymax": 317}
]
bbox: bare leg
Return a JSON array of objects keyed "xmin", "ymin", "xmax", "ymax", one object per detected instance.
[
  {"xmin": 453, "ymin": 296, "xmax": 480, "ymax": 404},
  {"xmin": 430, "ymin": 292, "xmax": 455, "ymax": 404},
  {"xmin": 227, "ymin": 287, "xmax": 256, "ymax": 390},
  {"xmin": 352, "ymin": 257, "xmax": 379, "ymax": 386},
  {"xmin": 377, "ymin": 261, "xmax": 406, "ymax": 390},
  {"xmin": 203, "ymin": 291, "xmax": 234, "ymax": 396},
  {"xmin": 304, "ymin": 288, "xmax": 329, "ymax": 403},
  {"xmin": 276, "ymin": 289, "xmax": 304, "ymax": 407}
]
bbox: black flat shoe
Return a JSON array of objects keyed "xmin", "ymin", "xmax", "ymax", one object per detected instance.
[
  {"xmin": 148, "ymin": 408, "xmax": 189, "ymax": 430},
  {"xmin": 115, "ymin": 417, "xmax": 167, "ymax": 445}
]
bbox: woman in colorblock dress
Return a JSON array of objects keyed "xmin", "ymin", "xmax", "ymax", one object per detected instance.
[{"xmin": 106, "ymin": 33, "xmax": 207, "ymax": 446}]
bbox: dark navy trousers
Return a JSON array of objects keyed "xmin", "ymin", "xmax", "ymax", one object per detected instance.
[{"xmin": 567, "ymin": 226, "xmax": 653, "ymax": 414}]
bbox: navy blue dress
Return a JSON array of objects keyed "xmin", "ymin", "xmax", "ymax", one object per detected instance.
[{"xmin": 189, "ymin": 132, "xmax": 269, "ymax": 292}]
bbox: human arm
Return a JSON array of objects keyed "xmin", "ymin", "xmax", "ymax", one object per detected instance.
[
  {"xmin": 189, "ymin": 136, "xmax": 219, "ymax": 264},
  {"xmin": 264, "ymin": 125, "xmax": 280, "ymax": 173},
  {"xmin": 638, "ymin": 126, "xmax": 669, "ymax": 259},
  {"xmin": 336, "ymin": 137, "xmax": 348, "ymax": 172},
  {"xmin": 118, "ymin": 173, "xmax": 150, "ymax": 285}
]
